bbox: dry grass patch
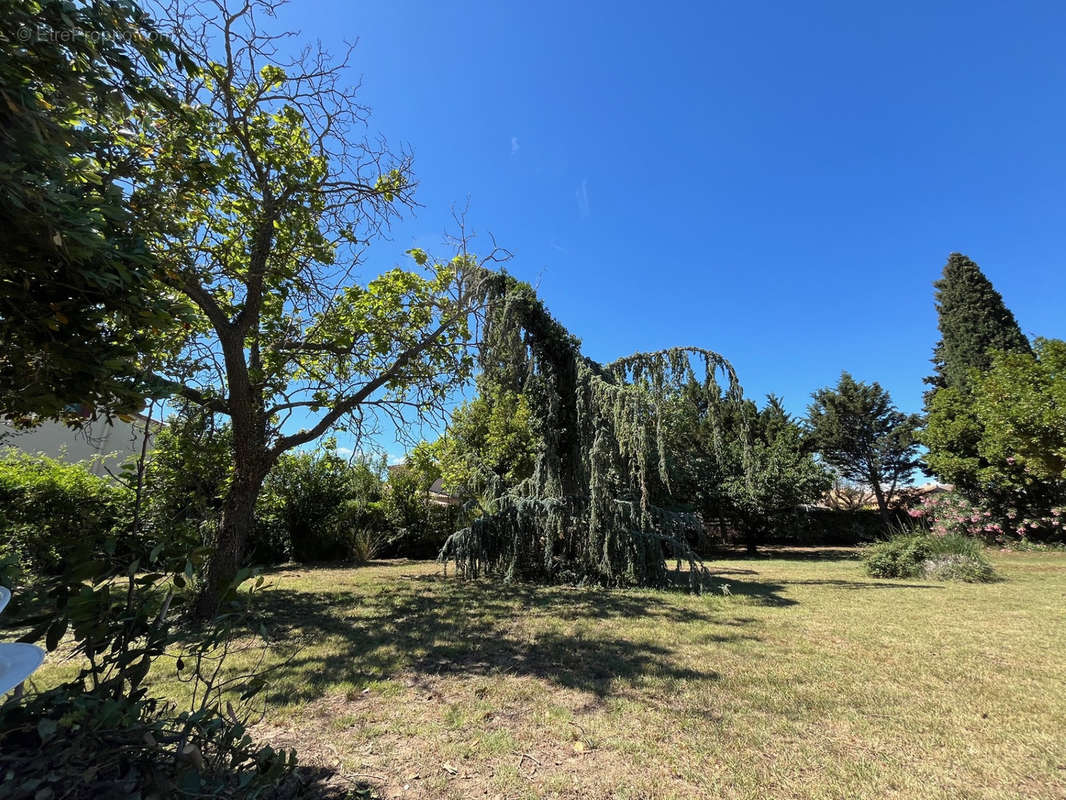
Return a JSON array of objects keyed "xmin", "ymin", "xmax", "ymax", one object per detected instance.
[{"xmin": 26, "ymin": 550, "xmax": 1066, "ymax": 799}]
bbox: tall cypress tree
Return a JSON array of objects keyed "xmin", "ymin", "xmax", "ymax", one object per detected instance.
[
  {"xmin": 922, "ymin": 253, "xmax": 1031, "ymax": 498},
  {"xmin": 926, "ymin": 253, "xmax": 1030, "ymax": 397}
]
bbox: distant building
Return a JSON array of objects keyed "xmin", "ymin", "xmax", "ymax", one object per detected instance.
[
  {"xmin": 818, "ymin": 481, "xmax": 952, "ymax": 511},
  {"xmin": 386, "ymin": 462, "xmax": 461, "ymax": 506},
  {"xmin": 0, "ymin": 412, "xmax": 165, "ymax": 479},
  {"xmin": 911, "ymin": 482, "xmax": 952, "ymax": 497}
]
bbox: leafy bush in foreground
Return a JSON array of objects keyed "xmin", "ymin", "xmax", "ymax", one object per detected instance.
[
  {"xmin": 0, "ymin": 686, "xmax": 295, "ymax": 800},
  {"xmin": 863, "ymin": 532, "xmax": 997, "ymax": 582},
  {"xmin": 0, "ymin": 524, "xmax": 295, "ymax": 799}
]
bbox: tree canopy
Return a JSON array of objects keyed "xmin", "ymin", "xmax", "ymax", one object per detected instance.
[
  {"xmin": 118, "ymin": 0, "xmax": 499, "ymax": 615},
  {"xmin": 922, "ymin": 253, "xmax": 1034, "ymax": 503},
  {"xmin": 438, "ymin": 276, "xmax": 750, "ymax": 589},
  {"xmin": 434, "ymin": 385, "xmax": 537, "ymax": 502},
  {"xmin": 807, "ymin": 372, "xmax": 921, "ymax": 523},
  {"xmin": 924, "ymin": 339, "xmax": 1066, "ymax": 531},
  {"xmin": 719, "ymin": 396, "xmax": 831, "ymax": 551},
  {"xmin": 660, "ymin": 388, "xmax": 830, "ymax": 552},
  {"xmin": 0, "ymin": 0, "xmax": 194, "ymax": 426},
  {"xmin": 926, "ymin": 252, "xmax": 1030, "ymax": 396}
]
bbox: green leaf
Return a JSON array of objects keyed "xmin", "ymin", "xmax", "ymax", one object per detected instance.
[
  {"xmin": 45, "ymin": 618, "xmax": 68, "ymax": 652},
  {"xmin": 37, "ymin": 718, "xmax": 58, "ymax": 742}
]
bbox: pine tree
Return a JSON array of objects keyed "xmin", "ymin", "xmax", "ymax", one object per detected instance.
[
  {"xmin": 926, "ymin": 253, "xmax": 1030, "ymax": 397},
  {"xmin": 807, "ymin": 373, "xmax": 921, "ymax": 525}
]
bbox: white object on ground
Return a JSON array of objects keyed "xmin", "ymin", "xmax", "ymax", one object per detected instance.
[
  {"xmin": 0, "ymin": 585, "xmax": 47, "ymax": 696},
  {"xmin": 0, "ymin": 643, "xmax": 45, "ymax": 696}
]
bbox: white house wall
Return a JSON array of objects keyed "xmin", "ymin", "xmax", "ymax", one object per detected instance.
[{"xmin": 0, "ymin": 416, "xmax": 161, "ymax": 479}]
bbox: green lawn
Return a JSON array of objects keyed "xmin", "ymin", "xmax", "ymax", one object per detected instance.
[{"xmin": 30, "ymin": 549, "xmax": 1066, "ymax": 799}]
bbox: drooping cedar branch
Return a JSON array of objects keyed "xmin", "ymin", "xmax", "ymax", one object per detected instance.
[{"xmin": 439, "ymin": 275, "xmax": 747, "ymax": 590}]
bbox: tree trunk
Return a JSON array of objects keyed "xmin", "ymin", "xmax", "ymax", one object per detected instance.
[
  {"xmin": 193, "ymin": 464, "xmax": 267, "ymax": 620},
  {"xmin": 870, "ymin": 480, "xmax": 891, "ymax": 528},
  {"xmin": 744, "ymin": 520, "xmax": 759, "ymax": 555}
]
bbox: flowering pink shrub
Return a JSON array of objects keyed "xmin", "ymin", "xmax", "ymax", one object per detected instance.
[{"xmin": 908, "ymin": 491, "xmax": 1066, "ymax": 543}]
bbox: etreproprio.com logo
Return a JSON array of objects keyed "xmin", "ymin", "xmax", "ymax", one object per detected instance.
[{"xmin": 8, "ymin": 24, "xmax": 164, "ymax": 45}]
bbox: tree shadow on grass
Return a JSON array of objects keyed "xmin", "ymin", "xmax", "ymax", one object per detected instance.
[
  {"xmin": 708, "ymin": 546, "xmax": 863, "ymax": 561},
  {"xmin": 660, "ymin": 570, "xmax": 798, "ymax": 608},
  {"xmin": 781, "ymin": 578, "xmax": 944, "ymax": 590},
  {"xmin": 240, "ymin": 571, "xmax": 784, "ymax": 706},
  {"xmin": 276, "ymin": 765, "xmax": 379, "ymax": 799}
]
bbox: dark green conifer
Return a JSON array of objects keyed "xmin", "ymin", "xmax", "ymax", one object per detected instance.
[{"xmin": 926, "ymin": 253, "xmax": 1030, "ymax": 398}]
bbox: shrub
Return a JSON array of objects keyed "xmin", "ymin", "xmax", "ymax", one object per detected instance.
[
  {"xmin": 141, "ymin": 409, "xmax": 233, "ymax": 556},
  {"xmin": 924, "ymin": 339, "xmax": 1066, "ymax": 533},
  {"xmin": 795, "ymin": 507, "xmax": 892, "ymax": 546},
  {"xmin": 350, "ymin": 526, "xmax": 388, "ymax": 565},
  {"xmin": 259, "ymin": 447, "xmax": 386, "ymax": 564},
  {"xmin": 246, "ymin": 501, "xmax": 292, "ymax": 565},
  {"xmin": 380, "ymin": 462, "xmax": 467, "ymax": 559},
  {"xmin": 0, "ymin": 526, "xmax": 295, "ymax": 799},
  {"xmin": 863, "ymin": 532, "xmax": 997, "ymax": 582},
  {"xmin": 909, "ymin": 489, "xmax": 1066, "ymax": 544},
  {"xmin": 0, "ymin": 451, "xmax": 132, "ymax": 584},
  {"xmin": 381, "ymin": 493, "xmax": 465, "ymax": 558},
  {"xmin": 921, "ymin": 553, "xmax": 998, "ymax": 582},
  {"xmin": 864, "ymin": 534, "xmax": 935, "ymax": 578},
  {"xmin": 0, "ymin": 685, "xmax": 295, "ymax": 800}
]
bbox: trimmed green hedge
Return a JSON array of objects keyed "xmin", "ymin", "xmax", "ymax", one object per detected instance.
[{"xmin": 0, "ymin": 451, "xmax": 133, "ymax": 586}]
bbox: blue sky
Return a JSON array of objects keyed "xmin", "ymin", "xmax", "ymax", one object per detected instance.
[{"xmin": 272, "ymin": 1, "xmax": 1066, "ymax": 459}]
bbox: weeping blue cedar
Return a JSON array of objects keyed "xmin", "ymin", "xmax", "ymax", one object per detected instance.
[{"xmin": 439, "ymin": 275, "xmax": 747, "ymax": 590}]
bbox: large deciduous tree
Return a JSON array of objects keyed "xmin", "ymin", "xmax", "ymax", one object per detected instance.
[
  {"xmin": 0, "ymin": 0, "xmax": 193, "ymax": 425},
  {"xmin": 140, "ymin": 0, "xmax": 495, "ymax": 616},
  {"xmin": 807, "ymin": 373, "xmax": 920, "ymax": 525}
]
